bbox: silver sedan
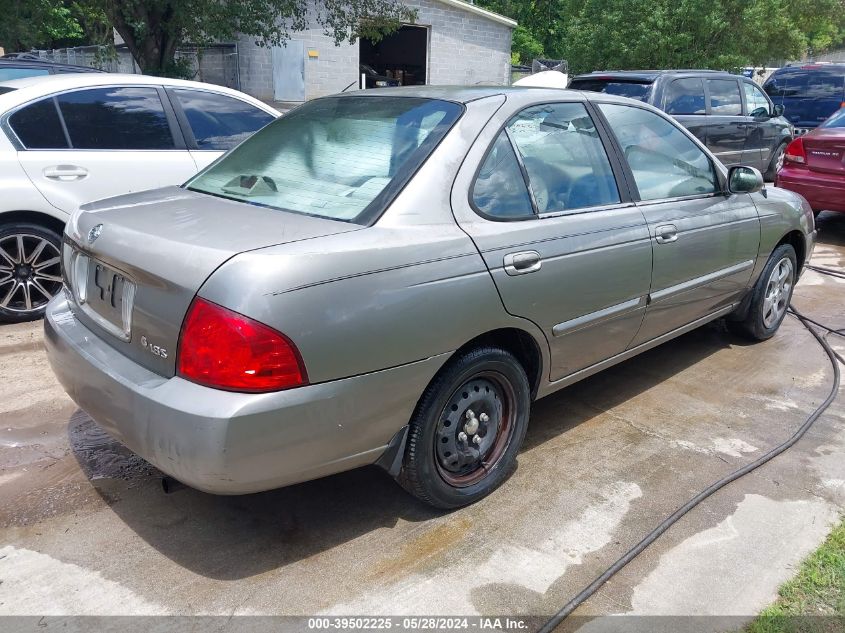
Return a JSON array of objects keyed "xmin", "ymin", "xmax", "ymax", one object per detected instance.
[{"xmin": 44, "ymin": 86, "xmax": 815, "ymax": 508}]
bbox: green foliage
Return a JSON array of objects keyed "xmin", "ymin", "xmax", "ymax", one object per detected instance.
[
  {"xmin": 0, "ymin": 0, "xmax": 85, "ymax": 51},
  {"xmin": 479, "ymin": 0, "xmax": 845, "ymax": 74},
  {"xmin": 746, "ymin": 518, "xmax": 845, "ymax": 632}
]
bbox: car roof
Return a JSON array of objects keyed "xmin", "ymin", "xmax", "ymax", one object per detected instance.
[
  {"xmin": 772, "ymin": 63, "xmax": 845, "ymax": 73},
  {"xmin": 0, "ymin": 57, "xmax": 104, "ymax": 72},
  {"xmin": 572, "ymin": 69, "xmax": 741, "ymax": 82},
  {"xmin": 335, "ymin": 85, "xmax": 596, "ymax": 104},
  {"xmin": 0, "ymin": 73, "xmax": 280, "ymax": 115}
]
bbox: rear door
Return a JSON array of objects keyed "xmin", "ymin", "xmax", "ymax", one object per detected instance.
[
  {"xmin": 704, "ymin": 77, "xmax": 747, "ymax": 167},
  {"xmin": 453, "ymin": 100, "xmax": 653, "ymax": 382},
  {"xmin": 14, "ymin": 86, "xmax": 197, "ymax": 214},
  {"xmin": 662, "ymin": 77, "xmax": 708, "ymax": 144},
  {"xmin": 596, "ymin": 102, "xmax": 760, "ymax": 345},
  {"xmin": 166, "ymin": 87, "xmax": 276, "ymax": 170}
]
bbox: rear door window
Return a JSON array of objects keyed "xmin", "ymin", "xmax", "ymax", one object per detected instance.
[
  {"xmin": 8, "ymin": 98, "xmax": 68, "ymax": 149},
  {"xmin": 171, "ymin": 89, "xmax": 275, "ymax": 150},
  {"xmin": 505, "ymin": 102, "xmax": 620, "ymax": 214},
  {"xmin": 599, "ymin": 103, "xmax": 717, "ymax": 201},
  {"xmin": 664, "ymin": 78, "xmax": 706, "ymax": 114},
  {"xmin": 472, "ymin": 132, "xmax": 535, "ymax": 219},
  {"xmin": 706, "ymin": 79, "xmax": 743, "ymax": 115},
  {"xmin": 56, "ymin": 87, "xmax": 175, "ymax": 150}
]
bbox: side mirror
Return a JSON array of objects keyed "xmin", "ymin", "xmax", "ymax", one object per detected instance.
[
  {"xmin": 773, "ymin": 104, "xmax": 785, "ymax": 117},
  {"xmin": 728, "ymin": 166, "xmax": 765, "ymax": 194},
  {"xmin": 750, "ymin": 106, "xmax": 769, "ymax": 119}
]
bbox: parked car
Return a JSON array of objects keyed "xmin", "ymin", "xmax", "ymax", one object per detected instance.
[
  {"xmin": 0, "ymin": 73, "xmax": 279, "ymax": 322},
  {"xmin": 360, "ymin": 64, "xmax": 400, "ymax": 88},
  {"xmin": 776, "ymin": 107, "xmax": 845, "ymax": 215},
  {"xmin": 0, "ymin": 53, "xmax": 105, "ymax": 81},
  {"xmin": 763, "ymin": 63, "xmax": 845, "ymax": 135},
  {"xmin": 569, "ymin": 70, "xmax": 793, "ymax": 179},
  {"xmin": 44, "ymin": 87, "xmax": 815, "ymax": 509}
]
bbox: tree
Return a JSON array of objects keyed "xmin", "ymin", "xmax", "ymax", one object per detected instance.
[
  {"xmin": 84, "ymin": 0, "xmax": 416, "ymax": 76},
  {"xmin": 479, "ymin": 0, "xmax": 845, "ymax": 73},
  {"xmin": 0, "ymin": 0, "xmax": 84, "ymax": 52}
]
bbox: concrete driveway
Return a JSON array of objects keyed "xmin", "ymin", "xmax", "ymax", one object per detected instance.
[{"xmin": 1, "ymin": 213, "xmax": 844, "ymax": 630}]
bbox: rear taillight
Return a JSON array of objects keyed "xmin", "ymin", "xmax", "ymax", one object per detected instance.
[
  {"xmin": 784, "ymin": 137, "xmax": 806, "ymax": 165},
  {"xmin": 177, "ymin": 298, "xmax": 307, "ymax": 393}
]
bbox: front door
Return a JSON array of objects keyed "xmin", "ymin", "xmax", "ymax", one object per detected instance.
[
  {"xmin": 742, "ymin": 80, "xmax": 780, "ymax": 171},
  {"xmin": 704, "ymin": 77, "xmax": 748, "ymax": 167},
  {"xmin": 452, "ymin": 101, "xmax": 652, "ymax": 382},
  {"xmin": 596, "ymin": 102, "xmax": 760, "ymax": 345}
]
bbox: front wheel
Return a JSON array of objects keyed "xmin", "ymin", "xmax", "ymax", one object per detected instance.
[
  {"xmin": 0, "ymin": 223, "xmax": 64, "ymax": 323},
  {"xmin": 765, "ymin": 142, "xmax": 787, "ymax": 182},
  {"xmin": 728, "ymin": 244, "xmax": 796, "ymax": 341},
  {"xmin": 397, "ymin": 346, "xmax": 531, "ymax": 509}
]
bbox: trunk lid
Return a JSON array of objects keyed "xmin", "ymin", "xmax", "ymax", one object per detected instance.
[
  {"xmin": 803, "ymin": 129, "xmax": 845, "ymax": 175},
  {"xmin": 64, "ymin": 186, "xmax": 361, "ymax": 377}
]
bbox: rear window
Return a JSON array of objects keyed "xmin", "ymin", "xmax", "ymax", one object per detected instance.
[
  {"xmin": 187, "ymin": 96, "xmax": 463, "ymax": 224},
  {"xmin": 764, "ymin": 67, "xmax": 845, "ymax": 99},
  {"xmin": 0, "ymin": 87, "xmax": 17, "ymax": 96},
  {"xmin": 568, "ymin": 79, "xmax": 653, "ymax": 102},
  {"xmin": 821, "ymin": 108, "xmax": 845, "ymax": 128},
  {"xmin": 8, "ymin": 98, "xmax": 68, "ymax": 149},
  {"xmin": 0, "ymin": 67, "xmax": 50, "ymax": 81}
]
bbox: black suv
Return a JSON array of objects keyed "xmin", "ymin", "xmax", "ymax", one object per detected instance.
[
  {"xmin": 569, "ymin": 70, "xmax": 793, "ymax": 179},
  {"xmin": 0, "ymin": 53, "xmax": 105, "ymax": 82}
]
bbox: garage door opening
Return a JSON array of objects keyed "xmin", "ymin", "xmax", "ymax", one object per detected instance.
[{"xmin": 359, "ymin": 25, "xmax": 428, "ymax": 88}]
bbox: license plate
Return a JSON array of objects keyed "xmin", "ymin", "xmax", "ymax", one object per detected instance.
[{"xmin": 73, "ymin": 253, "xmax": 135, "ymax": 340}]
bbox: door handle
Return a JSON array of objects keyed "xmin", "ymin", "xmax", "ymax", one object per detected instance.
[
  {"xmin": 655, "ymin": 224, "xmax": 679, "ymax": 244},
  {"xmin": 504, "ymin": 251, "xmax": 542, "ymax": 275},
  {"xmin": 43, "ymin": 165, "xmax": 88, "ymax": 181}
]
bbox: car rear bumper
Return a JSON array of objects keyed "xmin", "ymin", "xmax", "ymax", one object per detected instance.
[
  {"xmin": 777, "ymin": 167, "xmax": 845, "ymax": 213},
  {"xmin": 44, "ymin": 295, "xmax": 447, "ymax": 494}
]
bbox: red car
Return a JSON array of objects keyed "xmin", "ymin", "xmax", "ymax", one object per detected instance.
[{"xmin": 776, "ymin": 107, "xmax": 845, "ymax": 215}]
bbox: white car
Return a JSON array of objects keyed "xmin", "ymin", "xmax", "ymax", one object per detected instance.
[{"xmin": 0, "ymin": 73, "xmax": 279, "ymax": 322}]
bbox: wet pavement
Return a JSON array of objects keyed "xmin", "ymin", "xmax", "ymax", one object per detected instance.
[{"xmin": 1, "ymin": 212, "xmax": 844, "ymax": 628}]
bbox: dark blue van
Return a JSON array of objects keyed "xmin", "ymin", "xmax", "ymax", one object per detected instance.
[{"xmin": 763, "ymin": 64, "xmax": 845, "ymax": 134}]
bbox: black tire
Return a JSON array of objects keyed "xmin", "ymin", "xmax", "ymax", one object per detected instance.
[
  {"xmin": 728, "ymin": 243, "xmax": 797, "ymax": 341},
  {"xmin": 0, "ymin": 222, "xmax": 64, "ymax": 324},
  {"xmin": 764, "ymin": 142, "xmax": 787, "ymax": 182},
  {"xmin": 397, "ymin": 346, "xmax": 531, "ymax": 509}
]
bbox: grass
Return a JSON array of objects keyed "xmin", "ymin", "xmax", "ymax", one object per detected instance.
[{"xmin": 745, "ymin": 518, "xmax": 845, "ymax": 633}]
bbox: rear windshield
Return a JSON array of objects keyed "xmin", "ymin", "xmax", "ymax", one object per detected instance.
[
  {"xmin": 0, "ymin": 87, "xmax": 17, "ymax": 96},
  {"xmin": 821, "ymin": 108, "xmax": 845, "ymax": 128},
  {"xmin": 187, "ymin": 96, "xmax": 462, "ymax": 224},
  {"xmin": 569, "ymin": 78, "xmax": 653, "ymax": 102},
  {"xmin": 764, "ymin": 67, "xmax": 845, "ymax": 99}
]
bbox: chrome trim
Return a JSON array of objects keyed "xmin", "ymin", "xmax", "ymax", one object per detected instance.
[
  {"xmin": 552, "ymin": 296, "xmax": 647, "ymax": 337},
  {"xmin": 650, "ymin": 259, "xmax": 754, "ymax": 303}
]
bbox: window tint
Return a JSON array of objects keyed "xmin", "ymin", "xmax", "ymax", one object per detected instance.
[
  {"xmin": 744, "ymin": 82, "xmax": 770, "ymax": 116},
  {"xmin": 707, "ymin": 79, "xmax": 742, "ymax": 115},
  {"xmin": 472, "ymin": 132, "xmax": 534, "ymax": 219},
  {"xmin": 568, "ymin": 79, "xmax": 653, "ymax": 102},
  {"xmin": 172, "ymin": 89, "xmax": 275, "ymax": 150},
  {"xmin": 188, "ymin": 96, "xmax": 462, "ymax": 224},
  {"xmin": 821, "ymin": 108, "xmax": 845, "ymax": 128},
  {"xmin": 8, "ymin": 98, "xmax": 68, "ymax": 149},
  {"xmin": 664, "ymin": 78, "xmax": 706, "ymax": 114},
  {"xmin": 599, "ymin": 104, "xmax": 717, "ymax": 201},
  {"xmin": 765, "ymin": 68, "xmax": 845, "ymax": 99},
  {"xmin": 0, "ymin": 67, "xmax": 50, "ymax": 81},
  {"xmin": 505, "ymin": 103, "xmax": 620, "ymax": 213},
  {"xmin": 56, "ymin": 87, "xmax": 174, "ymax": 150}
]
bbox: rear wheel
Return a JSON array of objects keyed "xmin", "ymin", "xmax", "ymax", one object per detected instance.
[
  {"xmin": 0, "ymin": 223, "xmax": 63, "ymax": 323},
  {"xmin": 397, "ymin": 346, "xmax": 530, "ymax": 509},
  {"xmin": 728, "ymin": 244, "xmax": 796, "ymax": 341}
]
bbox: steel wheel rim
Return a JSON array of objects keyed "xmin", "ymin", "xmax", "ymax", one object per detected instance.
[
  {"xmin": 0, "ymin": 233, "xmax": 62, "ymax": 314},
  {"xmin": 762, "ymin": 257, "xmax": 793, "ymax": 328},
  {"xmin": 434, "ymin": 371, "xmax": 516, "ymax": 488}
]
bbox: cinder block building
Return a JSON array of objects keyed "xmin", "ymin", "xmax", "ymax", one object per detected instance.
[{"xmin": 235, "ymin": 0, "xmax": 516, "ymax": 102}]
